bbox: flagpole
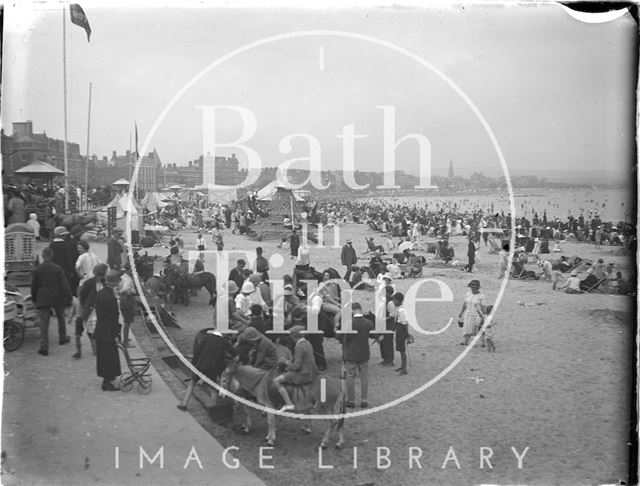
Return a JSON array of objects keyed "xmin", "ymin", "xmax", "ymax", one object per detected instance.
[
  {"xmin": 129, "ymin": 131, "xmax": 132, "ymax": 183},
  {"xmin": 84, "ymin": 81, "xmax": 92, "ymax": 211},
  {"xmin": 62, "ymin": 3, "xmax": 70, "ymax": 213},
  {"xmin": 135, "ymin": 122, "xmax": 139, "ymax": 201}
]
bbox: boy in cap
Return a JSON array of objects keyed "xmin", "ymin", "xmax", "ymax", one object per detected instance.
[
  {"xmin": 273, "ymin": 325, "xmax": 318, "ymax": 411},
  {"xmin": 341, "ymin": 303, "xmax": 374, "ymax": 407},
  {"xmin": 50, "ymin": 226, "xmax": 74, "ymax": 287},
  {"xmin": 237, "ymin": 327, "xmax": 278, "ymax": 370},
  {"xmin": 391, "ymin": 292, "xmax": 410, "ymax": 375}
]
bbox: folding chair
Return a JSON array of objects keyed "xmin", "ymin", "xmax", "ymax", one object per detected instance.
[
  {"xmin": 488, "ymin": 237, "xmax": 500, "ymax": 254},
  {"xmin": 582, "ymin": 276, "xmax": 608, "ymax": 293},
  {"xmin": 364, "ymin": 237, "xmax": 386, "ymax": 254},
  {"xmin": 510, "ymin": 261, "xmax": 526, "ymax": 279}
]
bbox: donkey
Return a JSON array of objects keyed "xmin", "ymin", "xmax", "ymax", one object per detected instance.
[
  {"xmin": 164, "ymin": 264, "xmax": 216, "ymax": 306},
  {"xmin": 144, "ymin": 275, "xmax": 170, "ymax": 303},
  {"xmin": 226, "ymin": 360, "xmax": 345, "ymax": 449}
]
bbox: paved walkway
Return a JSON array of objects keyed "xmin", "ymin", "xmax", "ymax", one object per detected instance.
[{"xmin": 1, "ymin": 322, "xmax": 265, "ymax": 486}]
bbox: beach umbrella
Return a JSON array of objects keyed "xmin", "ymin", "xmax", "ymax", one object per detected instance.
[{"xmin": 112, "ymin": 178, "xmax": 130, "ymax": 186}]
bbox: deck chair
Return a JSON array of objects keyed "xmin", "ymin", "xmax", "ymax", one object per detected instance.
[
  {"xmin": 367, "ymin": 220, "xmax": 381, "ymax": 232},
  {"xmin": 488, "ymin": 237, "xmax": 500, "ymax": 254},
  {"xmin": 566, "ymin": 256, "xmax": 585, "ymax": 273},
  {"xmin": 510, "ymin": 261, "xmax": 526, "ymax": 279},
  {"xmin": 510, "ymin": 261, "xmax": 539, "ymax": 280},
  {"xmin": 581, "ymin": 275, "xmax": 608, "ymax": 293},
  {"xmin": 364, "ymin": 237, "xmax": 386, "ymax": 254}
]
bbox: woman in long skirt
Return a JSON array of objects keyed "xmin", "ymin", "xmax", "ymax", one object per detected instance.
[
  {"xmin": 94, "ymin": 270, "xmax": 122, "ymax": 391},
  {"xmin": 458, "ymin": 280, "xmax": 486, "ymax": 345}
]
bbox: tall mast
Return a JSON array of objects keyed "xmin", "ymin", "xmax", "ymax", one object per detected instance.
[{"xmin": 62, "ymin": 4, "xmax": 70, "ymax": 212}]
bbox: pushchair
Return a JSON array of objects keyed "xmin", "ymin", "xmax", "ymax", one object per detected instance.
[
  {"xmin": 118, "ymin": 342, "xmax": 153, "ymax": 394},
  {"xmin": 4, "ymin": 288, "xmax": 38, "ymax": 352}
]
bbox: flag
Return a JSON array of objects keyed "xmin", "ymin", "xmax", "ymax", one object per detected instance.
[
  {"xmin": 134, "ymin": 122, "xmax": 139, "ymax": 159},
  {"xmin": 69, "ymin": 4, "xmax": 91, "ymax": 42}
]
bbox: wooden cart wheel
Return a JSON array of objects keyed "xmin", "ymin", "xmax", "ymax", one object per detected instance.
[{"xmin": 4, "ymin": 321, "xmax": 24, "ymax": 352}]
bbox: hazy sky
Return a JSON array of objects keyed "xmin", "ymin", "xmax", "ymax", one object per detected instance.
[{"xmin": 2, "ymin": 1, "xmax": 636, "ymax": 179}]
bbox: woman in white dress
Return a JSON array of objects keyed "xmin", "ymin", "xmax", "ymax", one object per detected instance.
[
  {"xmin": 458, "ymin": 280, "xmax": 486, "ymax": 345},
  {"xmin": 411, "ymin": 222, "xmax": 420, "ymax": 242}
]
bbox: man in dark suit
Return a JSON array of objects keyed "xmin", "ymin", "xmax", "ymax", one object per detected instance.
[
  {"xmin": 341, "ymin": 239, "xmax": 358, "ymax": 282},
  {"xmin": 177, "ymin": 328, "xmax": 237, "ymax": 411},
  {"xmin": 255, "ymin": 246, "xmax": 270, "ymax": 281},
  {"xmin": 31, "ymin": 247, "xmax": 72, "ymax": 355},
  {"xmin": 49, "ymin": 226, "xmax": 74, "ymax": 287},
  {"xmin": 465, "ymin": 233, "xmax": 477, "ymax": 273},
  {"xmin": 228, "ymin": 259, "xmax": 246, "ymax": 291},
  {"xmin": 273, "ymin": 325, "xmax": 318, "ymax": 411},
  {"xmin": 107, "ymin": 227, "xmax": 124, "ymax": 270},
  {"xmin": 65, "ymin": 230, "xmax": 80, "ymax": 295},
  {"xmin": 341, "ymin": 302, "xmax": 374, "ymax": 408}
]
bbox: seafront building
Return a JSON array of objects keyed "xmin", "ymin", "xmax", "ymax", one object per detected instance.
[
  {"xmin": 1, "ymin": 120, "xmax": 243, "ymax": 189},
  {"xmin": 1, "ymin": 121, "xmax": 83, "ymax": 185}
]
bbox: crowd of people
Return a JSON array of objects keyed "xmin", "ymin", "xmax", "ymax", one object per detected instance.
[
  {"xmin": 28, "ymin": 224, "xmax": 135, "ymax": 392},
  {"xmin": 10, "ymin": 182, "xmax": 636, "ymax": 413}
]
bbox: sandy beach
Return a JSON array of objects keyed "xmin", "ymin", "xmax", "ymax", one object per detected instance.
[{"xmin": 23, "ymin": 215, "xmax": 631, "ymax": 486}]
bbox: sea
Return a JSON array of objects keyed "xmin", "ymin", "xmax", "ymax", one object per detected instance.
[{"xmin": 365, "ymin": 188, "xmax": 633, "ymax": 223}]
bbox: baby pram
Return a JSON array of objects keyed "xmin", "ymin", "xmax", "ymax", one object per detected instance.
[
  {"xmin": 118, "ymin": 342, "xmax": 152, "ymax": 394},
  {"xmin": 4, "ymin": 288, "xmax": 38, "ymax": 352}
]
